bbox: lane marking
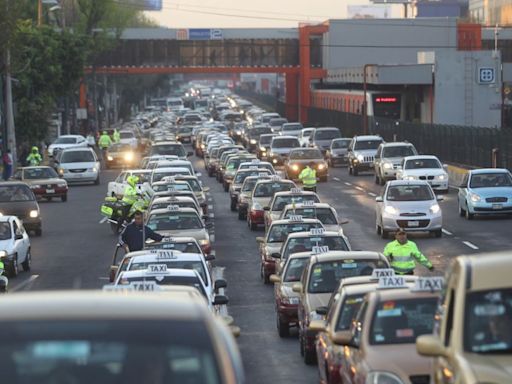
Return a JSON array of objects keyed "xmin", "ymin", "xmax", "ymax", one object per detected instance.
[
  {"xmin": 208, "ymin": 205, "xmax": 213, "ymax": 210},
  {"xmin": 442, "ymin": 229, "xmax": 453, "ymax": 236},
  {"xmin": 344, "ymin": 182, "xmax": 352, "ymax": 186},
  {"xmin": 209, "ymin": 213, "xmax": 215, "ymax": 218},
  {"xmin": 333, "ymin": 177, "xmax": 340, "ymax": 181},
  {"xmin": 368, "ymin": 192, "xmax": 377, "ymax": 197},
  {"xmin": 462, "ymin": 241, "xmax": 479, "ymax": 250},
  {"xmin": 98, "ymin": 277, "xmax": 110, "ymax": 280},
  {"xmin": 208, "ymin": 197, "xmax": 213, "ymax": 202},
  {"xmin": 355, "ymin": 186, "xmax": 365, "ymax": 192},
  {"xmin": 10, "ymin": 274, "xmax": 39, "ymax": 292}
]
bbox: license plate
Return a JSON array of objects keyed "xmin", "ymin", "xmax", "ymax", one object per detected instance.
[
  {"xmin": 408, "ymin": 221, "xmax": 419, "ymax": 227},
  {"xmin": 46, "ymin": 189, "xmax": 55, "ymax": 194},
  {"xmin": 492, "ymin": 204, "xmax": 503, "ymax": 210}
]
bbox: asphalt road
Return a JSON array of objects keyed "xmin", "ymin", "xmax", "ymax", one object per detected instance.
[{"xmin": 9, "ymin": 149, "xmax": 512, "ymax": 383}]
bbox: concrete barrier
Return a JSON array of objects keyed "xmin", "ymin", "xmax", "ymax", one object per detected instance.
[{"xmin": 447, "ymin": 164, "xmax": 469, "ymax": 188}]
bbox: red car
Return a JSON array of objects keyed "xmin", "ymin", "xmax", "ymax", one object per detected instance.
[{"xmin": 12, "ymin": 166, "xmax": 68, "ymax": 202}]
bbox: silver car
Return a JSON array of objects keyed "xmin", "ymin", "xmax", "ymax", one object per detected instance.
[{"xmin": 375, "ymin": 180, "xmax": 443, "ymax": 238}]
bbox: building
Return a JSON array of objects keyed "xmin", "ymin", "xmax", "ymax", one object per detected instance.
[{"xmin": 470, "ymin": 0, "xmax": 512, "ymax": 26}]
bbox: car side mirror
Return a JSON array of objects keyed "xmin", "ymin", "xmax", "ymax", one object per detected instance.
[
  {"xmin": 308, "ymin": 319, "xmax": 327, "ymax": 333},
  {"xmin": 292, "ymin": 283, "xmax": 303, "ymax": 293},
  {"xmin": 271, "ymin": 252, "xmax": 281, "ymax": 258},
  {"xmin": 269, "ymin": 274, "xmax": 281, "ymax": 284},
  {"xmin": 202, "ymin": 214, "xmax": 210, "ymax": 221},
  {"xmin": 263, "ymin": 206, "xmax": 270, "ymax": 211},
  {"xmin": 205, "ymin": 254, "xmax": 215, "ymax": 262},
  {"xmin": 15, "ymin": 233, "xmax": 23, "ymax": 240},
  {"xmin": 213, "ymin": 294, "xmax": 229, "ymax": 306},
  {"xmin": 332, "ymin": 330, "xmax": 355, "ymax": 347},
  {"xmin": 315, "ymin": 306, "xmax": 328, "ymax": 316},
  {"xmin": 109, "ymin": 266, "xmax": 119, "ymax": 283},
  {"xmin": 436, "ymin": 195, "xmax": 444, "ymax": 202},
  {"xmin": 202, "ymin": 187, "xmax": 210, "ymax": 193},
  {"xmin": 214, "ymin": 279, "xmax": 227, "ymax": 292},
  {"xmin": 443, "ymin": 164, "xmax": 448, "ymax": 170},
  {"xmin": 416, "ymin": 334, "xmax": 447, "ymax": 357},
  {"xmin": 256, "ymin": 236, "xmax": 265, "ymax": 244},
  {"xmin": 375, "ymin": 196, "xmax": 383, "ymax": 203}
]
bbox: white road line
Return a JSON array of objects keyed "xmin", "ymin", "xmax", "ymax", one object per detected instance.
[
  {"xmin": 462, "ymin": 241, "xmax": 479, "ymax": 250},
  {"xmin": 333, "ymin": 177, "xmax": 340, "ymax": 181},
  {"xmin": 208, "ymin": 205, "xmax": 213, "ymax": 210},
  {"xmin": 208, "ymin": 197, "xmax": 213, "ymax": 202},
  {"xmin": 209, "ymin": 213, "xmax": 215, "ymax": 218},
  {"xmin": 355, "ymin": 186, "xmax": 365, "ymax": 192},
  {"xmin": 10, "ymin": 274, "xmax": 39, "ymax": 292},
  {"xmin": 344, "ymin": 182, "xmax": 352, "ymax": 186},
  {"xmin": 442, "ymin": 229, "xmax": 453, "ymax": 236},
  {"xmin": 368, "ymin": 192, "xmax": 377, "ymax": 197},
  {"xmin": 98, "ymin": 277, "xmax": 110, "ymax": 280}
]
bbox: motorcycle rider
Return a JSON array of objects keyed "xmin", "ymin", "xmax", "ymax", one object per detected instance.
[
  {"xmin": 98, "ymin": 131, "xmax": 113, "ymax": 161},
  {"xmin": 26, "ymin": 146, "xmax": 42, "ymax": 166},
  {"xmin": 122, "ymin": 175, "xmax": 139, "ymax": 205},
  {"xmin": 383, "ymin": 228, "xmax": 434, "ymax": 275},
  {"xmin": 0, "ymin": 260, "xmax": 8, "ymax": 293},
  {"xmin": 113, "ymin": 128, "xmax": 121, "ymax": 143}
]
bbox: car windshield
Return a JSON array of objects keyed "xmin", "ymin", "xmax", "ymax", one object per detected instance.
[
  {"xmin": 308, "ymin": 260, "xmax": 387, "ymax": 294},
  {"xmin": 370, "ymin": 298, "xmax": 437, "ymax": 345},
  {"xmin": 354, "ymin": 140, "xmax": 382, "ymax": 150},
  {"xmin": 282, "ymin": 236, "xmax": 349, "ymax": 260},
  {"xmin": 254, "ymin": 182, "xmax": 293, "ymax": 198},
  {"xmin": 270, "ymin": 119, "xmax": 287, "ymax": 126},
  {"xmin": 464, "ymin": 288, "xmax": 512, "ymax": 353},
  {"xmin": 144, "ymin": 241, "xmax": 201, "ymax": 254},
  {"xmin": 315, "ymin": 129, "xmax": 341, "ymax": 140},
  {"xmin": 289, "ymin": 149, "xmax": 323, "ymax": 160},
  {"xmin": 332, "ymin": 140, "xmax": 350, "ymax": 149},
  {"xmin": 382, "ymin": 146, "xmax": 416, "ymax": 158},
  {"xmin": 336, "ymin": 295, "xmax": 365, "ymax": 331},
  {"xmin": 283, "ymin": 124, "xmax": 303, "ymax": 131},
  {"xmin": 250, "ymin": 127, "xmax": 273, "ymax": 136},
  {"xmin": 153, "ymin": 184, "xmax": 192, "ymax": 193},
  {"xmin": 178, "ymin": 127, "xmax": 193, "ymax": 133},
  {"xmin": 24, "ymin": 168, "xmax": 58, "ymax": 179},
  {"xmin": 120, "ymin": 132, "xmax": 134, "ymax": 139},
  {"xmin": 152, "ymin": 201, "xmax": 196, "ymax": 211},
  {"xmin": 259, "ymin": 135, "xmax": 276, "ymax": 145},
  {"xmin": 123, "ymin": 275, "xmax": 207, "ymax": 298},
  {"xmin": 177, "ymin": 179, "xmax": 201, "ymax": 192},
  {"xmin": 0, "ymin": 186, "xmax": 34, "ymax": 202},
  {"xmin": 272, "ymin": 139, "xmax": 300, "ymax": 148},
  {"xmin": 404, "ymin": 159, "xmax": 441, "ymax": 169},
  {"xmin": 150, "ymin": 145, "xmax": 186, "ymax": 157},
  {"xmin": 129, "ymin": 260, "xmax": 207, "ymax": 286},
  {"xmin": 469, "ymin": 173, "xmax": 512, "ymax": 188},
  {"xmin": 152, "ymin": 171, "xmax": 191, "ymax": 183},
  {"xmin": 241, "ymin": 179, "xmax": 259, "ymax": 192},
  {"xmin": 53, "ymin": 137, "xmax": 76, "ymax": 144},
  {"xmin": 0, "ymin": 222, "xmax": 11, "ymax": 240},
  {"xmin": 386, "ymin": 185, "xmax": 434, "ymax": 201},
  {"xmin": 283, "ymin": 208, "xmax": 337, "ymax": 225},
  {"xmin": 60, "ymin": 151, "xmax": 95, "ymax": 163},
  {"xmin": 226, "ymin": 158, "xmax": 250, "ymax": 170},
  {"xmin": 267, "ymin": 223, "xmax": 321, "ymax": 243},
  {"xmin": 283, "ymin": 258, "xmax": 309, "ymax": 282},
  {"xmin": 147, "ymin": 212, "xmax": 203, "ymax": 231},
  {"xmin": 0, "ymin": 320, "xmax": 221, "ymax": 384},
  {"xmin": 272, "ymin": 195, "xmax": 320, "ymax": 211}
]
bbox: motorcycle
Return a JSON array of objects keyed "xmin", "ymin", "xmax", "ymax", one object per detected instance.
[
  {"xmin": 100, "ymin": 194, "xmax": 149, "ymax": 235},
  {"xmin": 0, "ymin": 266, "xmax": 9, "ymax": 294}
]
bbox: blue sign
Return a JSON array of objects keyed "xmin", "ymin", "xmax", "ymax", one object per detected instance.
[
  {"xmin": 188, "ymin": 29, "xmax": 223, "ymax": 41},
  {"xmin": 126, "ymin": 0, "xmax": 162, "ymax": 11},
  {"xmin": 478, "ymin": 67, "xmax": 495, "ymax": 84}
]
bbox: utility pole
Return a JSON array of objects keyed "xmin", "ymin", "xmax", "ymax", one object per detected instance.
[
  {"xmin": 4, "ymin": 48, "xmax": 16, "ymax": 168},
  {"xmin": 37, "ymin": 0, "xmax": 43, "ymax": 26}
]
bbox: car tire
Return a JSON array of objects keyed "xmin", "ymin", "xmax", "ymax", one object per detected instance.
[
  {"xmin": 94, "ymin": 176, "xmax": 100, "ymax": 185},
  {"xmin": 465, "ymin": 202, "xmax": 474, "ymax": 220},
  {"xmin": 277, "ymin": 316, "xmax": 290, "ymax": 338},
  {"xmin": 303, "ymin": 339, "xmax": 316, "ymax": 365},
  {"xmin": 381, "ymin": 228, "xmax": 388, "ymax": 239},
  {"xmin": 223, "ymin": 183, "xmax": 229, "ymax": 192},
  {"xmin": 35, "ymin": 227, "xmax": 42, "ymax": 237},
  {"xmin": 375, "ymin": 174, "xmax": 380, "ymax": 184},
  {"xmin": 261, "ymin": 264, "xmax": 269, "ymax": 284},
  {"xmin": 376, "ymin": 222, "xmax": 382, "ymax": 235},
  {"xmin": 22, "ymin": 249, "xmax": 31, "ymax": 272},
  {"xmin": 238, "ymin": 210, "xmax": 246, "ymax": 220},
  {"xmin": 379, "ymin": 173, "xmax": 385, "ymax": 186},
  {"xmin": 8, "ymin": 254, "xmax": 18, "ymax": 278},
  {"xmin": 249, "ymin": 219, "xmax": 257, "ymax": 231},
  {"xmin": 230, "ymin": 199, "xmax": 237, "ymax": 212},
  {"xmin": 353, "ymin": 167, "xmax": 359, "ymax": 176},
  {"xmin": 61, "ymin": 194, "xmax": 67, "ymax": 202},
  {"xmin": 348, "ymin": 165, "xmax": 353, "ymax": 175},
  {"xmin": 458, "ymin": 200, "xmax": 465, "ymax": 217}
]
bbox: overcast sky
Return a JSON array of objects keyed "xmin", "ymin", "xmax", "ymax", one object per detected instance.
[{"xmin": 145, "ymin": 0, "xmax": 402, "ymax": 28}]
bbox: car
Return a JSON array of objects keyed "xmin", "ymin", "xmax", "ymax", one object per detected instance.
[
  {"xmin": 269, "ymin": 117, "xmax": 288, "ymax": 133},
  {"xmin": 457, "ymin": 168, "xmax": 512, "ymax": 219},
  {"xmin": 268, "ymin": 136, "xmax": 301, "ymax": 166},
  {"xmin": 149, "ymin": 141, "xmax": 190, "ymax": 160},
  {"xmin": 118, "ymin": 129, "xmax": 138, "ymax": 148},
  {"xmin": 294, "ymin": 251, "xmax": 390, "ymax": 364},
  {"xmin": 220, "ymin": 154, "xmax": 257, "ymax": 191},
  {"xmin": 257, "ymin": 133, "xmax": 278, "ymax": 160},
  {"xmin": 396, "ymin": 155, "xmax": 449, "ymax": 193},
  {"xmin": 298, "ymin": 128, "xmax": 316, "ymax": 148},
  {"xmin": 0, "ymin": 291, "xmax": 244, "ymax": 383},
  {"xmin": 47, "ymin": 134, "xmax": 88, "ymax": 157},
  {"xmin": 336, "ymin": 276, "xmax": 442, "ymax": 384},
  {"xmin": 237, "ymin": 175, "xmax": 271, "ymax": 220},
  {"xmin": 217, "ymin": 151, "xmax": 249, "ymax": 183},
  {"xmin": 376, "ymin": 180, "xmax": 443, "ymax": 238},
  {"xmin": 150, "ymin": 167, "xmax": 192, "ymax": 185},
  {"xmin": 417, "ymin": 252, "xmax": 512, "ymax": 384},
  {"xmin": 174, "ymin": 175, "xmax": 210, "ymax": 214},
  {"xmin": 12, "ymin": 166, "xmax": 68, "ymax": 202},
  {"xmin": 247, "ymin": 179, "xmax": 297, "ymax": 230},
  {"xmin": 176, "ymin": 126, "xmax": 194, "ymax": 143},
  {"xmin": 104, "ymin": 143, "xmax": 138, "ymax": 169},
  {"xmin": 55, "ymin": 147, "xmax": 100, "ymax": 185},
  {"xmin": 245, "ymin": 125, "xmax": 273, "ymax": 152},
  {"xmin": 237, "ymin": 160, "xmax": 275, "ymax": 174},
  {"xmin": 347, "ymin": 135, "xmax": 384, "ymax": 176},
  {"xmin": 146, "ymin": 207, "xmax": 212, "ymax": 255},
  {"xmin": 326, "ymin": 138, "xmax": 351, "ymax": 167},
  {"xmin": 284, "ymin": 148, "xmax": 328, "ymax": 182},
  {"xmin": 279, "ymin": 203, "xmax": 344, "ymax": 233},
  {"xmin": 141, "ymin": 155, "xmax": 179, "ymax": 169},
  {"xmin": 0, "ymin": 215, "xmax": 31, "ymax": 277},
  {"xmin": 107, "ymin": 169, "xmax": 152, "ymax": 198},
  {"xmin": 374, "ymin": 142, "xmax": 418, "ymax": 185},
  {"xmin": 310, "ymin": 127, "xmax": 342, "ymax": 154},
  {"xmin": 229, "ymin": 168, "xmax": 273, "ymax": 211},
  {"xmin": 257, "ymin": 218, "xmax": 324, "ymax": 284},
  {"xmin": 280, "ymin": 122, "xmax": 304, "ymax": 137},
  {"xmin": 0, "ymin": 182, "xmax": 42, "ymax": 236},
  {"xmin": 260, "ymin": 112, "xmax": 280, "ymax": 124}
]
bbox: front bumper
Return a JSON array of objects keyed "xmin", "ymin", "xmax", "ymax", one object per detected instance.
[
  {"xmin": 468, "ymin": 201, "xmax": 512, "ymax": 214},
  {"xmin": 382, "ymin": 213, "xmax": 442, "ymax": 232},
  {"xmin": 63, "ymin": 171, "xmax": 99, "ymax": 182},
  {"xmin": 352, "ymin": 160, "xmax": 373, "ymax": 171},
  {"xmin": 330, "ymin": 154, "xmax": 348, "ymax": 165}
]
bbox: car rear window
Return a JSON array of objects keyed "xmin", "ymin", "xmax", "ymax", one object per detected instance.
[
  {"xmin": 272, "ymin": 138, "xmax": 300, "ymax": 148},
  {"xmin": 267, "ymin": 223, "xmax": 321, "ymax": 243},
  {"xmin": 147, "ymin": 212, "xmax": 202, "ymax": 231},
  {"xmin": 253, "ymin": 182, "xmax": 293, "ymax": 198},
  {"xmin": 60, "ymin": 150, "xmax": 95, "ymax": 163},
  {"xmin": 289, "ymin": 149, "xmax": 323, "ymax": 160},
  {"xmin": 272, "ymin": 195, "xmax": 320, "ymax": 211},
  {"xmin": 315, "ymin": 129, "xmax": 341, "ymax": 140},
  {"xmin": 282, "ymin": 236, "xmax": 349, "ymax": 260}
]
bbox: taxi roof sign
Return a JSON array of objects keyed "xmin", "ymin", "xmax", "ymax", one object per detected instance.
[
  {"xmin": 147, "ymin": 264, "xmax": 168, "ymax": 274},
  {"xmin": 310, "ymin": 228, "xmax": 325, "ymax": 235},
  {"xmin": 151, "ymin": 250, "xmax": 178, "ymax": 259},
  {"xmin": 411, "ymin": 277, "xmax": 444, "ymax": 292},
  {"xmin": 303, "ymin": 200, "xmax": 315, "ymax": 207},
  {"xmin": 259, "ymin": 173, "xmax": 268, "ymax": 177},
  {"xmin": 291, "ymin": 188, "xmax": 302, "ymax": 194},
  {"xmin": 130, "ymin": 281, "xmax": 162, "ymax": 291},
  {"xmin": 378, "ymin": 276, "xmax": 408, "ymax": 289},
  {"xmin": 371, "ymin": 268, "xmax": 396, "ymax": 280},
  {"xmin": 270, "ymin": 175, "xmax": 281, "ymax": 181},
  {"xmin": 289, "ymin": 215, "xmax": 303, "ymax": 222},
  {"xmin": 167, "ymin": 205, "xmax": 180, "ymax": 211},
  {"xmin": 312, "ymin": 245, "xmax": 329, "ymax": 255},
  {"xmin": 161, "ymin": 237, "xmax": 175, "ymax": 243}
]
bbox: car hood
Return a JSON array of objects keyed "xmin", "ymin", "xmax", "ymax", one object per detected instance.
[
  {"xmin": 402, "ymin": 169, "xmax": 446, "ymax": 177},
  {"xmin": 280, "ymin": 282, "xmax": 300, "ymax": 299},
  {"xmin": 60, "ymin": 162, "xmax": 96, "ymax": 170},
  {"xmin": 469, "ymin": 187, "xmax": 512, "ymax": 199},
  {"xmin": 0, "ymin": 201, "xmax": 38, "ymax": 215},
  {"xmin": 24, "ymin": 178, "xmax": 65, "ymax": 185},
  {"xmin": 382, "ymin": 157, "xmax": 406, "ymax": 165},
  {"xmin": 156, "ymin": 229, "xmax": 209, "ymax": 242},
  {"xmin": 464, "ymin": 352, "xmax": 512, "ymax": 382},
  {"xmin": 288, "ymin": 159, "xmax": 324, "ymax": 165},
  {"xmin": 365, "ymin": 344, "xmax": 431, "ymax": 379},
  {"xmin": 0, "ymin": 239, "xmax": 14, "ymax": 252},
  {"xmin": 386, "ymin": 201, "xmax": 434, "ymax": 214},
  {"xmin": 331, "ymin": 148, "xmax": 348, "ymax": 155}
]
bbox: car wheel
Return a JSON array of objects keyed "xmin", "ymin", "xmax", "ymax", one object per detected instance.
[
  {"xmin": 303, "ymin": 339, "xmax": 316, "ymax": 365},
  {"xmin": 348, "ymin": 165, "xmax": 353, "ymax": 175},
  {"xmin": 238, "ymin": 210, "xmax": 245, "ymax": 220},
  {"xmin": 465, "ymin": 201, "xmax": 474, "ymax": 220},
  {"xmin": 277, "ymin": 316, "xmax": 290, "ymax": 338},
  {"xmin": 250, "ymin": 219, "xmax": 257, "ymax": 231},
  {"xmin": 433, "ymin": 229, "xmax": 442, "ymax": 238},
  {"xmin": 379, "ymin": 173, "xmax": 385, "ymax": 186},
  {"xmin": 8, "ymin": 254, "xmax": 18, "ymax": 278},
  {"xmin": 94, "ymin": 176, "xmax": 100, "ymax": 185},
  {"xmin": 353, "ymin": 167, "xmax": 359, "ymax": 176},
  {"xmin": 61, "ymin": 194, "xmax": 67, "ymax": 202},
  {"xmin": 35, "ymin": 227, "xmax": 42, "ymax": 237},
  {"xmin": 230, "ymin": 199, "xmax": 237, "ymax": 212},
  {"xmin": 458, "ymin": 200, "xmax": 465, "ymax": 217},
  {"xmin": 381, "ymin": 227, "xmax": 388, "ymax": 239},
  {"xmin": 376, "ymin": 222, "xmax": 382, "ymax": 235},
  {"xmin": 22, "ymin": 249, "xmax": 31, "ymax": 272},
  {"xmin": 375, "ymin": 174, "xmax": 380, "ymax": 184}
]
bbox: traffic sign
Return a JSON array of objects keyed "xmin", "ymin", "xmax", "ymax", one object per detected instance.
[{"xmin": 478, "ymin": 67, "xmax": 495, "ymax": 84}]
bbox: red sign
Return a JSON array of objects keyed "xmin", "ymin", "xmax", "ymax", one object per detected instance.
[{"xmin": 375, "ymin": 97, "xmax": 397, "ymax": 103}]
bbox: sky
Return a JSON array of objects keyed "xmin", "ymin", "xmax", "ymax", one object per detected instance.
[{"xmin": 144, "ymin": 0, "xmax": 402, "ymax": 28}]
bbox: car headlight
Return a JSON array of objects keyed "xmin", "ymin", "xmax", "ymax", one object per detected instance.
[
  {"xmin": 124, "ymin": 152, "xmax": 134, "ymax": 161},
  {"xmin": 318, "ymin": 163, "xmax": 325, "ymax": 170},
  {"xmin": 29, "ymin": 210, "xmax": 39, "ymax": 218},
  {"xmin": 291, "ymin": 164, "xmax": 299, "ymax": 172},
  {"xmin": 383, "ymin": 162, "xmax": 393, "ymax": 170},
  {"xmin": 260, "ymin": 147, "xmax": 266, "ymax": 152},
  {"xmin": 282, "ymin": 296, "xmax": 300, "ymax": 305},
  {"xmin": 309, "ymin": 310, "xmax": 324, "ymax": 322},
  {"xmin": 58, "ymin": 168, "xmax": 65, "ymax": 175},
  {"xmin": 384, "ymin": 205, "xmax": 398, "ymax": 215},
  {"xmin": 366, "ymin": 371, "xmax": 405, "ymax": 384},
  {"xmin": 250, "ymin": 139, "xmax": 257, "ymax": 144},
  {"xmin": 272, "ymin": 158, "xmax": 278, "ymax": 164},
  {"xmin": 470, "ymin": 193, "xmax": 481, "ymax": 203},
  {"xmin": 107, "ymin": 156, "xmax": 114, "ymax": 161},
  {"xmin": 58, "ymin": 182, "xmax": 67, "ymax": 187},
  {"xmin": 430, "ymin": 203, "xmax": 441, "ymax": 214},
  {"xmin": 88, "ymin": 167, "xmax": 98, "ymax": 172},
  {"xmin": 404, "ymin": 175, "xmax": 416, "ymax": 181},
  {"xmin": 438, "ymin": 174, "xmax": 447, "ymax": 180},
  {"xmin": 357, "ymin": 154, "xmax": 364, "ymax": 161}
]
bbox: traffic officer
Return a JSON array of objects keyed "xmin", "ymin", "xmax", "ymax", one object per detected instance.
[
  {"xmin": 122, "ymin": 175, "xmax": 139, "ymax": 205},
  {"xmin": 299, "ymin": 161, "xmax": 317, "ymax": 192},
  {"xmin": 26, "ymin": 146, "xmax": 42, "ymax": 166},
  {"xmin": 98, "ymin": 131, "xmax": 113, "ymax": 161},
  {"xmin": 0, "ymin": 260, "xmax": 7, "ymax": 293},
  {"xmin": 383, "ymin": 228, "xmax": 433, "ymax": 275},
  {"xmin": 119, "ymin": 211, "xmax": 163, "ymax": 252},
  {"xmin": 113, "ymin": 128, "xmax": 121, "ymax": 143}
]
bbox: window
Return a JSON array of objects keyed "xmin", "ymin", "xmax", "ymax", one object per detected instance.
[
  {"xmin": 469, "ymin": 173, "xmax": 512, "ymax": 188},
  {"xmin": 382, "ymin": 145, "xmax": 417, "ymax": 158},
  {"xmin": 335, "ymin": 295, "xmax": 365, "ymax": 331},
  {"xmin": 386, "ymin": 185, "xmax": 434, "ymax": 202},
  {"xmin": 0, "ymin": 222, "xmax": 11, "ymax": 240},
  {"xmin": 405, "ymin": 158, "xmax": 441, "ymax": 169},
  {"xmin": 444, "ymin": 290, "xmax": 455, "ymax": 346},
  {"xmin": 147, "ymin": 212, "xmax": 202, "ymax": 231}
]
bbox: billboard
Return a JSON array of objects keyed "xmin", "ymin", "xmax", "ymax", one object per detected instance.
[
  {"xmin": 176, "ymin": 29, "xmax": 223, "ymax": 40},
  {"xmin": 347, "ymin": 5, "xmax": 392, "ymax": 18},
  {"xmin": 126, "ymin": 0, "xmax": 162, "ymax": 11}
]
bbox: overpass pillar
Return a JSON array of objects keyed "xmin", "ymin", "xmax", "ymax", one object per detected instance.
[{"xmin": 285, "ymin": 73, "xmax": 299, "ymax": 121}]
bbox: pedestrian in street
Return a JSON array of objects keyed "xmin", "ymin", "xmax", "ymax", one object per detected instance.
[{"xmin": 2, "ymin": 149, "xmax": 13, "ymax": 181}]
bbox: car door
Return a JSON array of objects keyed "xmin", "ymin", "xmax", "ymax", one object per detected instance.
[
  {"xmin": 374, "ymin": 145, "xmax": 383, "ymax": 173},
  {"xmin": 13, "ymin": 219, "xmax": 29, "ymax": 263},
  {"xmin": 458, "ymin": 173, "xmax": 469, "ymax": 210}
]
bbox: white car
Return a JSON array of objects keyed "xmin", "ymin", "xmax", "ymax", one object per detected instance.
[
  {"xmin": 280, "ymin": 122, "xmax": 304, "ymax": 137},
  {"xmin": 118, "ymin": 130, "xmax": 138, "ymax": 149},
  {"xmin": 0, "ymin": 216, "xmax": 31, "ymax": 277},
  {"xmin": 47, "ymin": 135, "xmax": 88, "ymax": 157},
  {"xmin": 396, "ymin": 155, "xmax": 449, "ymax": 193},
  {"xmin": 107, "ymin": 169, "xmax": 152, "ymax": 197},
  {"xmin": 298, "ymin": 128, "xmax": 316, "ymax": 147},
  {"xmin": 55, "ymin": 148, "xmax": 100, "ymax": 185},
  {"xmin": 375, "ymin": 180, "xmax": 443, "ymax": 238}
]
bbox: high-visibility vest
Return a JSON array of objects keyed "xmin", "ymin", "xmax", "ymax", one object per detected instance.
[
  {"xmin": 98, "ymin": 134, "xmax": 112, "ymax": 149},
  {"xmin": 383, "ymin": 240, "xmax": 432, "ymax": 274},
  {"xmin": 299, "ymin": 167, "xmax": 317, "ymax": 187}
]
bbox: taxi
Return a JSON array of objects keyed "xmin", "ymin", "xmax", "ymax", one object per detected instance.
[
  {"xmin": 238, "ymin": 160, "xmax": 276, "ymax": 174},
  {"xmin": 293, "ymin": 251, "xmax": 390, "ymax": 364},
  {"xmin": 221, "ymin": 154, "xmax": 257, "ymax": 191},
  {"xmin": 247, "ymin": 178, "xmax": 296, "ymax": 230},
  {"xmin": 0, "ymin": 291, "xmax": 244, "ymax": 383},
  {"xmin": 216, "ymin": 150, "xmax": 248, "ymax": 183},
  {"xmin": 257, "ymin": 218, "xmax": 324, "ymax": 284},
  {"xmin": 279, "ymin": 202, "xmax": 344, "ymax": 233},
  {"xmin": 148, "ymin": 196, "xmax": 201, "ymax": 214},
  {"xmin": 236, "ymin": 175, "xmax": 271, "ymax": 220},
  {"xmin": 270, "ymin": 252, "xmax": 316, "ymax": 337},
  {"xmin": 174, "ymin": 175, "xmax": 210, "ymax": 214},
  {"xmin": 146, "ymin": 207, "xmax": 212, "ymax": 255},
  {"xmin": 264, "ymin": 189, "xmax": 321, "ymax": 231},
  {"xmin": 416, "ymin": 252, "xmax": 512, "ymax": 384},
  {"xmin": 336, "ymin": 276, "xmax": 442, "ymax": 384},
  {"xmin": 275, "ymin": 229, "xmax": 351, "ymax": 275},
  {"xmin": 229, "ymin": 168, "xmax": 273, "ymax": 211}
]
